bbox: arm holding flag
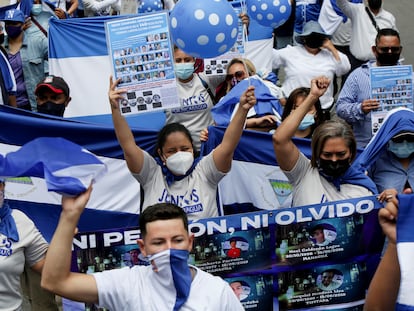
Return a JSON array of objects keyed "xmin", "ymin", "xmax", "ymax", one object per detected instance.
[
  {"xmin": 213, "ymin": 85, "xmax": 256, "ymax": 173},
  {"xmin": 41, "ymin": 186, "xmax": 99, "ymax": 303},
  {"xmin": 108, "ymin": 76, "xmax": 145, "ymax": 174}
]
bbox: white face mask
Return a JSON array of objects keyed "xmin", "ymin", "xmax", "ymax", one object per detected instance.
[{"xmin": 165, "ymin": 151, "xmax": 194, "ymax": 175}]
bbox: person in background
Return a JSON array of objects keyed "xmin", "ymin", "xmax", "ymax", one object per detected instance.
[
  {"xmin": 0, "ymin": 178, "xmax": 52, "ymax": 311},
  {"xmin": 281, "ymin": 86, "xmax": 326, "ymax": 138},
  {"xmin": 41, "ymin": 196, "xmax": 244, "ymax": 310},
  {"xmin": 0, "ymin": 22, "xmax": 17, "ymax": 107},
  {"xmin": 272, "ymin": 20, "xmax": 350, "ymax": 120},
  {"xmin": 336, "ymin": 28, "xmax": 403, "ymax": 148},
  {"xmin": 272, "ymin": 76, "xmax": 377, "ymax": 207},
  {"xmin": 109, "ymin": 76, "xmax": 256, "ymax": 220},
  {"xmin": 82, "ymin": 0, "xmax": 120, "ymax": 17},
  {"xmin": 34, "ymin": 75, "xmax": 71, "ymax": 116},
  {"xmin": 1, "ymin": 9, "xmax": 48, "ymax": 111},
  {"xmin": 336, "ymin": 0, "xmax": 397, "ymax": 72}
]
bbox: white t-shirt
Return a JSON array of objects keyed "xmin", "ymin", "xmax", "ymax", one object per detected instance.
[
  {"xmin": 283, "ymin": 153, "xmax": 373, "ymax": 207},
  {"xmin": 133, "ymin": 151, "xmax": 226, "ymax": 220},
  {"xmin": 94, "ymin": 265, "xmax": 244, "ymax": 311},
  {"xmin": 0, "ymin": 209, "xmax": 48, "ymax": 310},
  {"xmin": 272, "ymin": 45, "xmax": 350, "ymax": 109}
]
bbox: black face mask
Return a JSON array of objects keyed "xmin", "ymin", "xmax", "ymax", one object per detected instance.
[
  {"xmin": 318, "ymin": 158, "xmax": 350, "ymax": 178},
  {"xmin": 37, "ymin": 101, "xmax": 66, "ymax": 117},
  {"xmin": 376, "ymin": 52, "xmax": 400, "ymax": 66},
  {"xmin": 304, "ymin": 35, "xmax": 326, "ymax": 49},
  {"xmin": 0, "ymin": 33, "xmax": 4, "ymax": 45},
  {"xmin": 368, "ymin": 0, "xmax": 382, "ymax": 10}
]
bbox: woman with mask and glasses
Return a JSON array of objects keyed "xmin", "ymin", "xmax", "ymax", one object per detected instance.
[
  {"xmin": 109, "ymin": 76, "xmax": 256, "ymax": 221},
  {"xmin": 272, "ymin": 20, "xmax": 350, "ymax": 120},
  {"xmin": 273, "ymin": 76, "xmax": 377, "ymax": 207}
]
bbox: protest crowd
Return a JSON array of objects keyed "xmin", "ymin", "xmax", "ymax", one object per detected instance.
[{"xmin": 0, "ymin": 0, "xmax": 412, "ymax": 310}]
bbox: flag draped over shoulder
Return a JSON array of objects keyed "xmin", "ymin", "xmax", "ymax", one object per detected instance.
[
  {"xmin": 0, "ymin": 137, "xmax": 107, "ymax": 196},
  {"xmin": 352, "ymin": 108, "xmax": 414, "ymax": 173},
  {"xmin": 211, "ymin": 76, "xmax": 284, "ymax": 127}
]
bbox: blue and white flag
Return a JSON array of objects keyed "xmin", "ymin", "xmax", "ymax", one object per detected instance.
[
  {"xmin": 0, "ymin": 105, "xmax": 159, "ymax": 241},
  {"xmin": 0, "ymin": 137, "xmax": 107, "ymax": 196},
  {"xmin": 211, "ymin": 76, "xmax": 284, "ymax": 127},
  {"xmin": 396, "ymin": 194, "xmax": 414, "ymax": 310}
]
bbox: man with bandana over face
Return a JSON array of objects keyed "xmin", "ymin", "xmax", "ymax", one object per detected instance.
[
  {"xmin": 41, "ymin": 194, "xmax": 244, "ymax": 311},
  {"xmin": 336, "ymin": 28, "xmax": 403, "ymax": 148},
  {"xmin": 336, "ymin": 0, "xmax": 397, "ymax": 72}
]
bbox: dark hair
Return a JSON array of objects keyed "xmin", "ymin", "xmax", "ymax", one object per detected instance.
[
  {"xmin": 139, "ymin": 203, "xmax": 188, "ymax": 238},
  {"xmin": 310, "ymin": 119, "xmax": 356, "ymax": 167},
  {"xmin": 375, "ymin": 28, "xmax": 400, "ymax": 45},
  {"xmin": 281, "ymin": 87, "xmax": 325, "ymax": 131},
  {"xmin": 154, "ymin": 123, "xmax": 194, "ymax": 157},
  {"xmin": 311, "ymin": 224, "xmax": 325, "ymax": 234}
]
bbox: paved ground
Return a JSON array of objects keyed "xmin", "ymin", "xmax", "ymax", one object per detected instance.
[{"xmin": 384, "ymin": 1, "xmax": 414, "ymax": 66}]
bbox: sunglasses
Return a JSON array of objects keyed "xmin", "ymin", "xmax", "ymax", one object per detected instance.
[
  {"xmin": 376, "ymin": 46, "xmax": 402, "ymax": 54},
  {"xmin": 226, "ymin": 70, "xmax": 245, "ymax": 81}
]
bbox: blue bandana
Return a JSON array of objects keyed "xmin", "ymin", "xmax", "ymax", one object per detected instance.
[
  {"xmin": 319, "ymin": 165, "xmax": 378, "ymax": 193},
  {"xmin": 0, "ymin": 202, "xmax": 19, "ymax": 242},
  {"xmin": 155, "ymin": 156, "xmax": 201, "ymax": 187}
]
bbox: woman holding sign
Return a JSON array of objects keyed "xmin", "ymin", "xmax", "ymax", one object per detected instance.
[
  {"xmin": 272, "ymin": 76, "xmax": 377, "ymax": 207},
  {"xmin": 109, "ymin": 76, "xmax": 256, "ymax": 220}
]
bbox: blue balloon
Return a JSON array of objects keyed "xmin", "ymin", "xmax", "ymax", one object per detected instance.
[
  {"xmin": 247, "ymin": 0, "xmax": 292, "ymax": 29},
  {"xmin": 138, "ymin": 0, "xmax": 163, "ymax": 14},
  {"xmin": 169, "ymin": 0, "xmax": 239, "ymax": 58}
]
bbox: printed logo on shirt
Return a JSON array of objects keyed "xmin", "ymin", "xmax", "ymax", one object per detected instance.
[
  {"xmin": 171, "ymin": 92, "xmax": 209, "ymax": 114},
  {"xmin": 157, "ymin": 189, "xmax": 203, "ymax": 214},
  {"xmin": 0, "ymin": 236, "xmax": 13, "ymax": 256}
]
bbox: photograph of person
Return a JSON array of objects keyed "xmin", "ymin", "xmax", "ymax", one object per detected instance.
[
  {"xmin": 310, "ymin": 223, "xmax": 337, "ymax": 247},
  {"xmin": 229, "ymin": 280, "xmax": 251, "ymax": 301},
  {"xmin": 316, "ymin": 269, "xmax": 343, "ymax": 291}
]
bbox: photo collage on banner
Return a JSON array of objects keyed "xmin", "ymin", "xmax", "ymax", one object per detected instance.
[
  {"xmin": 69, "ymin": 196, "xmax": 384, "ymax": 311},
  {"xmin": 105, "ymin": 11, "xmax": 180, "ymax": 116}
]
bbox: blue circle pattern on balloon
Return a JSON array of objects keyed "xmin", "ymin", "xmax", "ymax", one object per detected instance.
[
  {"xmin": 138, "ymin": 0, "xmax": 163, "ymax": 13},
  {"xmin": 169, "ymin": 0, "xmax": 239, "ymax": 58},
  {"xmin": 248, "ymin": 0, "xmax": 292, "ymax": 29}
]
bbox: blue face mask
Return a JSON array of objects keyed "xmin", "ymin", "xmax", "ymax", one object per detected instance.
[
  {"xmin": 388, "ymin": 140, "xmax": 414, "ymax": 158},
  {"xmin": 298, "ymin": 113, "xmax": 315, "ymax": 131},
  {"xmin": 174, "ymin": 63, "xmax": 194, "ymax": 80},
  {"xmin": 31, "ymin": 4, "xmax": 42, "ymax": 15}
]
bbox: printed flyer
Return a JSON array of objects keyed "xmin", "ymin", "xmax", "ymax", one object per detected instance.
[
  {"xmin": 370, "ymin": 65, "xmax": 413, "ymax": 134},
  {"xmin": 105, "ymin": 11, "xmax": 180, "ymax": 116}
]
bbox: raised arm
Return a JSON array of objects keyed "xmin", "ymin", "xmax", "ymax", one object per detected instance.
[
  {"xmin": 273, "ymin": 77, "xmax": 329, "ymax": 171},
  {"xmin": 109, "ymin": 76, "xmax": 144, "ymax": 174},
  {"xmin": 213, "ymin": 86, "xmax": 256, "ymax": 172},
  {"xmin": 41, "ymin": 187, "xmax": 99, "ymax": 304},
  {"xmin": 364, "ymin": 195, "xmax": 400, "ymax": 311}
]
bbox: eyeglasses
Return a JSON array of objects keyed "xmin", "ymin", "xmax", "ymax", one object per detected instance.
[
  {"xmin": 391, "ymin": 135, "xmax": 414, "ymax": 143},
  {"xmin": 376, "ymin": 46, "xmax": 402, "ymax": 54},
  {"xmin": 226, "ymin": 70, "xmax": 245, "ymax": 81}
]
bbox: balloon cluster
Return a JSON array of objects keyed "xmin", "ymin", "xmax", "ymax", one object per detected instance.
[
  {"xmin": 169, "ymin": 0, "xmax": 238, "ymax": 58},
  {"xmin": 247, "ymin": 0, "xmax": 292, "ymax": 29}
]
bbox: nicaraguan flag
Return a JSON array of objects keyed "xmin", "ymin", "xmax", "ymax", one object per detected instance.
[
  {"xmin": 395, "ymin": 194, "xmax": 414, "ymax": 310},
  {"xmin": 0, "ymin": 137, "xmax": 107, "ymax": 196},
  {"xmin": 211, "ymin": 75, "xmax": 284, "ymax": 127}
]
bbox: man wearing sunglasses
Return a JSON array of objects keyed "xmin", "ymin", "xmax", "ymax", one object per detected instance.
[{"xmin": 336, "ymin": 28, "xmax": 403, "ymax": 148}]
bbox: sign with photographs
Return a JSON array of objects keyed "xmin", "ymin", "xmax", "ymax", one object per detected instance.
[
  {"xmin": 105, "ymin": 11, "xmax": 180, "ymax": 116},
  {"xmin": 69, "ymin": 195, "xmax": 384, "ymax": 311},
  {"xmin": 370, "ymin": 65, "xmax": 413, "ymax": 134}
]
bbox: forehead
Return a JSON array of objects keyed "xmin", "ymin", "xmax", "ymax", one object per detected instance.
[
  {"xmin": 322, "ymin": 137, "xmax": 348, "ymax": 152},
  {"xmin": 228, "ymin": 63, "xmax": 245, "ymax": 74},
  {"xmin": 174, "ymin": 49, "xmax": 194, "ymax": 59},
  {"xmin": 144, "ymin": 218, "xmax": 187, "ymax": 239},
  {"xmin": 163, "ymin": 131, "xmax": 191, "ymax": 147},
  {"xmin": 377, "ymin": 35, "xmax": 400, "ymax": 46}
]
